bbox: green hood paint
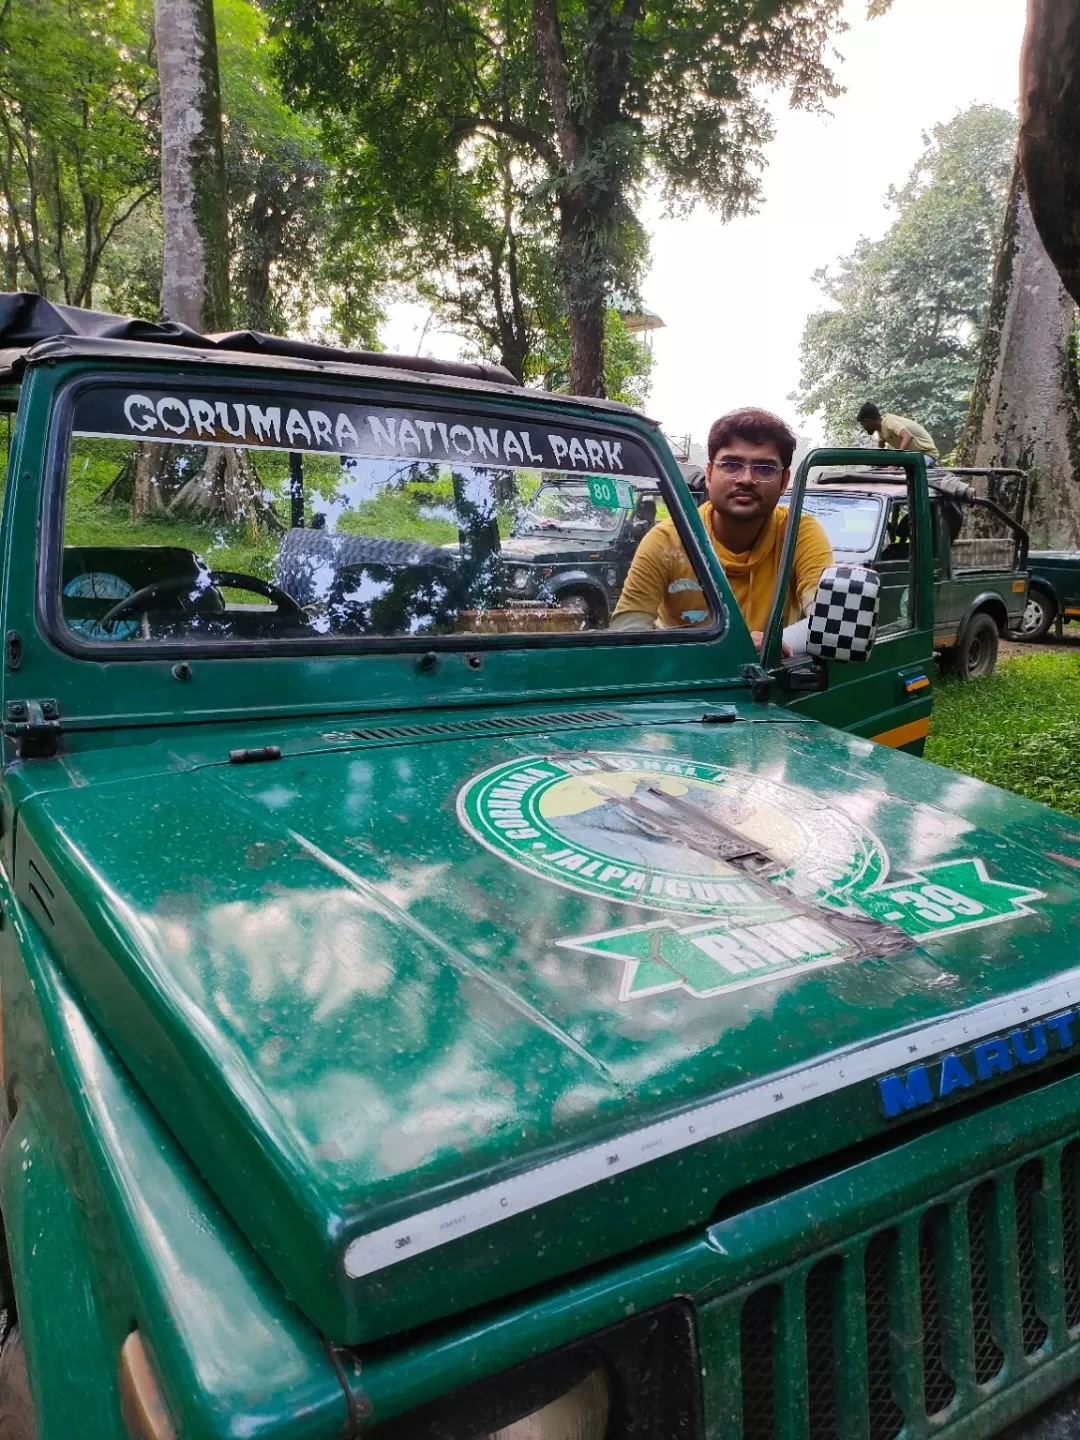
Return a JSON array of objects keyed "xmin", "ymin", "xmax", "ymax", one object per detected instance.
[{"xmin": 15, "ymin": 704, "xmax": 1080, "ymax": 1344}]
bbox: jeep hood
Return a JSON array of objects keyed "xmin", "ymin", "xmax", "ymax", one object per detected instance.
[
  {"xmin": 15, "ymin": 706, "xmax": 1080, "ymax": 1344},
  {"xmin": 501, "ymin": 534, "xmax": 619, "ymax": 560}
]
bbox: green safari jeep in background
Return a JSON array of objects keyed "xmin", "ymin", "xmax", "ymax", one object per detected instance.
[
  {"xmin": 790, "ymin": 469, "xmax": 1029, "ymax": 681},
  {"xmin": 1017, "ymin": 551, "xmax": 1080, "ymax": 642},
  {"xmin": 4, "ymin": 295, "xmax": 1080, "ymax": 1439}
]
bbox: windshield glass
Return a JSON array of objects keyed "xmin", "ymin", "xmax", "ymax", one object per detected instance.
[
  {"xmin": 796, "ymin": 493, "xmax": 883, "ymax": 553},
  {"xmin": 58, "ymin": 383, "xmax": 715, "ymax": 646},
  {"xmin": 512, "ymin": 483, "xmax": 623, "ymax": 536}
]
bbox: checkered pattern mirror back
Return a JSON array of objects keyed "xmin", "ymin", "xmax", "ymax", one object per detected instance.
[{"xmin": 806, "ymin": 565, "xmax": 880, "ymax": 663}]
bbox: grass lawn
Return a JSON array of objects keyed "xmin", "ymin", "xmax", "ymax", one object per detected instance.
[{"xmin": 925, "ymin": 649, "xmax": 1080, "ymax": 818}]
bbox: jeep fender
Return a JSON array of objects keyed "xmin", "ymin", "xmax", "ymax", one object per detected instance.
[
  {"xmin": 0, "ymin": 896, "xmax": 349, "ymax": 1440},
  {"xmin": 958, "ymin": 592, "xmax": 1010, "ymax": 638},
  {"xmin": 1027, "ymin": 577, "xmax": 1059, "ymax": 611},
  {"xmin": 547, "ymin": 572, "xmax": 609, "ymax": 615},
  {"xmin": 0, "ymin": 1098, "xmax": 120, "ymax": 1437}
]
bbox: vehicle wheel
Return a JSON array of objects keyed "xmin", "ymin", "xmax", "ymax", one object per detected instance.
[
  {"xmin": 1015, "ymin": 586, "xmax": 1056, "ymax": 642},
  {"xmin": 956, "ymin": 613, "xmax": 1000, "ymax": 680},
  {"xmin": 0, "ymin": 1328, "xmax": 36, "ymax": 1439},
  {"xmin": 559, "ymin": 592, "xmax": 604, "ymax": 631}
]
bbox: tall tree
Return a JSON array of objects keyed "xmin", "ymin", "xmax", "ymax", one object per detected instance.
[
  {"xmin": 794, "ymin": 105, "xmax": 1015, "ymax": 455},
  {"xmin": 154, "ymin": 0, "xmax": 230, "ymax": 329},
  {"xmin": 215, "ymin": 0, "xmax": 385, "ymax": 344},
  {"xmin": 958, "ymin": 157, "xmax": 1080, "ymax": 549},
  {"xmin": 273, "ymin": 0, "xmax": 849, "ymax": 397},
  {"xmin": 0, "ymin": 0, "xmax": 158, "ymax": 306},
  {"xmin": 1019, "ymin": 0, "xmax": 1080, "ymax": 308},
  {"xmin": 396, "ymin": 137, "xmax": 562, "ymax": 383}
]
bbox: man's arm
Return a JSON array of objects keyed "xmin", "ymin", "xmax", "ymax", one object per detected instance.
[
  {"xmin": 791, "ymin": 513, "xmax": 835, "ymax": 617},
  {"xmin": 610, "ymin": 525, "xmax": 672, "ymax": 630},
  {"xmin": 897, "ymin": 428, "xmax": 915, "ymax": 451}
]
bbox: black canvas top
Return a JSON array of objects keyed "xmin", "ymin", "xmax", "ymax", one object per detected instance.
[{"xmin": 0, "ymin": 292, "xmax": 518, "ymax": 385}]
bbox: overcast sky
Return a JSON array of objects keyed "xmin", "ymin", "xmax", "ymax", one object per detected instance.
[{"xmin": 380, "ymin": 0, "xmax": 1028, "ymax": 450}]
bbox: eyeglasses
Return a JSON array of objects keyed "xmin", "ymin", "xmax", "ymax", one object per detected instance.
[{"xmin": 711, "ymin": 457, "xmax": 783, "ymax": 482}]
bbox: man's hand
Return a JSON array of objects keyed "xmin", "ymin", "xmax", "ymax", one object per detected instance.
[{"xmin": 752, "ymin": 630, "xmax": 793, "ymax": 659}]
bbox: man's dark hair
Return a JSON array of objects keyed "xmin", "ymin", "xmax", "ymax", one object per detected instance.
[
  {"xmin": 707, "ymin": 408, "xmax": 797, "ymax": 468},
  {"xmin": 857, "ymin": 402, "xmax": 881, "ymax": 425}
]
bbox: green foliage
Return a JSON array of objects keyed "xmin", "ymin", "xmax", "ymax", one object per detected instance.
[
  {"xmin": 926, "ymin": 650, "xmax": 1080, "ymax": 817},
  {"xmin": 794, "ymin": 104, "xmax": 1016, "ymax": 456},
  {"xmin": 537, "ymin": 307, "xmax": 654, "ymax": 406},
  {"xmin": 271, "ymin": 0, "xmax": 850, "ymax": 394},
  {"xmin": 95, "ymin": 198, "xmax": 162, "ymax": 318},
  {"xmin": 0, "ymin": 0, "xmax": 159, "ymax": 306},
  {"xmin": 216, "ymin": 0, "xmax": 384, "ymax": 343}
]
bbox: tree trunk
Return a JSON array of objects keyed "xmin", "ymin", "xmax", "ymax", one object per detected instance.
[
  {"xmin": 561, "ymin": 197, "xmax": 607, "ymax": 398},
  {"xmin": 958, "ymin": 157, "xmax": 1080, "ymax": 548},
  {"xmin": 168, "ymin": 447, "xmax": 283, "ymax": 534},
  {"xmin": 531, "ymin": 0, "xmax": 607, "ymax": 399},
  {"xmin": 1020, "ymin": 0, "xmax": 1080, "ymax": 308},
  {"xmin": 154, "ymin": 0, "xmax": 230, "ymax": 331}
]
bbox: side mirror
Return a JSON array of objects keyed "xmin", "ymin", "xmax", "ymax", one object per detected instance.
[{"xmin": 807, "ymin": 564, "xmax": 880, "ymax": 664}]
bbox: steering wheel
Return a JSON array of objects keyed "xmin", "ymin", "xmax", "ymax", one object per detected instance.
[{"xmin": 98, "ymin": 570, "xmax": 308, "ymax": 630}]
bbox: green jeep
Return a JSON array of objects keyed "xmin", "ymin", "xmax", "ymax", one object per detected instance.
[
  {"xmin": 499, "ymin": 477, "xmax": 663, "ymax": 628},
  {"xmin": 789, "ymin": 470, "xmax": 1029, "ymax": 681},
  {"xmin": 3, "ymin": 296, "xmax": 1080, "ymax": 1440}
]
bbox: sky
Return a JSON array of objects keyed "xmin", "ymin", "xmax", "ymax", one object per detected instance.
[{"xmin": 379, "ymin": 0, "xmax": 1028, "ymax": 452}]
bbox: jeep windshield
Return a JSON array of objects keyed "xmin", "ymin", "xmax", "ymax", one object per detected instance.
[
  {"xmin": 780, "ymin": 491, "xmax": 884, "ymax": 555},
  {"xmin": 53, "ymin": 381, "xmax": 718, "ymax": 648},
  {"xmin": 511, "ymin": 482, "xmax": 624, "ymax": 538}
]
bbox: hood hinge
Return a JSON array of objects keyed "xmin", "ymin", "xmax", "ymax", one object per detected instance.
[
  {"xmin": 741, "ymin": 663, "xmax": 774, "ymax": 703},
  {"xmin": 4, "ymin": 699, "xmax": 61, "ymax": 758}
]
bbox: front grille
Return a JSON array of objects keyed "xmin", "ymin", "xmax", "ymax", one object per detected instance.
[{"xmin": 714, "ymin": 1139, "xmax": 1080, "ymax": 1439}]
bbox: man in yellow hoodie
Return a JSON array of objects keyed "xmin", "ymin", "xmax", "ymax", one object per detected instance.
[{"xmin": 611, "ymin": 408, "xmax": 832, "ymax": 652}]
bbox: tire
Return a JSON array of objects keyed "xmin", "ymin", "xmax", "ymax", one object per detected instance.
[
  {"xmin": 955, "ymin": 612, "xmax": 1000, "ymax": 681},
  {"xmin": 1015, "ymin": 586, "xmax": 1056, "ymax": 642},
  {"xmin": 557, "ymin": 590, "xmax": 605, "ymax": 630},
  {"xmin": 0, "ymin": 1328, "xmax": 36, "ymax": 1439}
]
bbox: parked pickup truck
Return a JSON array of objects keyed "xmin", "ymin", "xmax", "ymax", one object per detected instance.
[
  {"xmin": 4, "ymin": 293, "xmax": 1080, "ymax": 1440},
  {"xmin": 1017, "ymin": 552, "xmax": 1080, "ymax": 641},
  {"xmin": 791, "ymin": 469, "xmax": 1029, "ymax": 680}
]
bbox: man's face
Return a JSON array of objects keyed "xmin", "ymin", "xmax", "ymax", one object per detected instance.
[
  {"xmin": 706, "ymin": 437, "xmax": 789, "ymax": 527},
  {"xmin": 859, "ymin": 416, "xmax": 879, "ymax": 436}
]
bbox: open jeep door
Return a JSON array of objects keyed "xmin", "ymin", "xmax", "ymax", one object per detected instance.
[{"xmin": 761, "ymin": 449, "xmax": 937, "ymax": 754}]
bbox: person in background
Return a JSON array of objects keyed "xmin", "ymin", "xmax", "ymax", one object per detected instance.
[
  {"xmin": 856, "ymin": 402, "xmax": 939, "ymax": 463},
  {"xmin": 611, "ymin": 407, "xmax": 832, "ymax": 655}
]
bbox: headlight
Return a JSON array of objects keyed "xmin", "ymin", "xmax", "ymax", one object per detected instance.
[
  {"xmin": 381, "ymin": 1303, "xmax": 698, "ymax": 1440},
  {"xmin": 510, "ymin": 567, "xmax": 532, "ymax": 591},
  {"xmin": 490, "ymin": 1367, "xmax": 609, "ymax": 1439}
]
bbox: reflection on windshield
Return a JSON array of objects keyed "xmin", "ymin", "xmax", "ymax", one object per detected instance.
[
  {"xmin": 796, "ymin": 493, "xmax": 883, "ymax": 553},
  {"xmin": 59, "ymin": 404, "xmax": 712, "ymax": 645},
  {"xmin": 513, "ymin": 484, "xmax": 622, "ymax": 536}
]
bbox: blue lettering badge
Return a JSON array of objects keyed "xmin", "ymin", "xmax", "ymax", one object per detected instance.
[
  {"xmin": 1011, "ymin": 1023, "xmax": 1049, "ymax": 1066},
  {"xmin": 973, "ymin": 1038, "xmax": 1013, "ymax": 1081},
  {"xmin": 938, "ymin": 1052, "xmax": 975, "ymax": 1098},
  {"xmin": 879, "ymin": 1066, "xmax": 933, "ymax": 1118}
]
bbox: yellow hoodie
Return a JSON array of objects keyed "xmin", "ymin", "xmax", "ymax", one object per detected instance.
[{"xmin": 613, "ymin": 501, "xmax": 833, "ymax": 632}]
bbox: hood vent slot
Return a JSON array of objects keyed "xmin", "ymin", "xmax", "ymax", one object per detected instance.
[{"xmin": 346, "ymin": 708, "xmax": 623, "ymax": 743}]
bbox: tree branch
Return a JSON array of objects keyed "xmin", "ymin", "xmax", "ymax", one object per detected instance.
[
  {"xmin": 531, "ymin": 0, "xmax": 577, "ymax": 168},
  {"xmin": 449, "ymin": 115, "xmax": 559, "ymax": 169}
]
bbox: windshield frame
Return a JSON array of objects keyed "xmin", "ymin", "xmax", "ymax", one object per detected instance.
[{"xmin": 39, "ymin": 371, "xmax": 728, "ymax": 661}]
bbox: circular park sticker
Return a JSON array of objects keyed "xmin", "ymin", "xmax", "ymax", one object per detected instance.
[{"xmin": 456, "ymin": 750, "xmax": 886, "ymax": 918}]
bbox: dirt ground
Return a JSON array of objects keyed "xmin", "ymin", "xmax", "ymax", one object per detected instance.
[{"xmin": 998, "ymin": 628, "xmax": 1080, "ymax": 662}]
